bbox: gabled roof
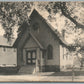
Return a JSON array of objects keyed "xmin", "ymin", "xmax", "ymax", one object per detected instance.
[
  {"xmin": 29, "ymin": 32, "xmax": 44, "ymax": 49},
  {"xmin": 0, "ymin": 35, "xmax": 15, "ymax": 47},
  {"xmin": 13, "ymin": 9, "xmax": 70, "ymax": 48}
]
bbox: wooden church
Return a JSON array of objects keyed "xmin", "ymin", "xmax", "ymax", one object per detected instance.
[
  {"xmin": 13, "ymin": 9, "xmax": 72, "ymax": 73},
  {"xmin": 0, "ymin": 9, "xmax": 77, "ymax": 74}
]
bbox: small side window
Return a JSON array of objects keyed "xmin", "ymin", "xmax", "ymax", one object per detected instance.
[
  {"xmin": 3, "ymin": 47, "xmax": 6, "ymax": 52},
  {"xmin": 47, "ymin": 45, "xmax": 53, "ymax": 59},
  {"xmin": 14, "ymin": 48, "xmax": 16, "ymax": 52}
]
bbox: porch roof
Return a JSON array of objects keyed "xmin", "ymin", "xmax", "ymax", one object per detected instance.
[{"xmin": 29, "ymin": 32, "xmax": 44, "ymax": 49}]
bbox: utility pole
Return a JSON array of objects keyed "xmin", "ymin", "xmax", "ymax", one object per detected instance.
[
  {"xmin": 72, "ymin": 65, "xmax": 75, "ymax": 82},
  {"xmin": 72, "ymin": 46, "xmax": 81, "ymax": 82}
]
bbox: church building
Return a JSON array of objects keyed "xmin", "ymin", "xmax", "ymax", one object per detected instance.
[{"xmin": 13, "ymin": 9, "xmax": 72, "ymax": 73}]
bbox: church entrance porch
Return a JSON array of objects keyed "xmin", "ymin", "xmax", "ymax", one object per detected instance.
[
  {"xmin": 18, "ymin": 50, "xmax": 37, "ymax": 74},
  {"xmin": 19, "ymin": 48, "xmax": 45, "ymax": 74}
]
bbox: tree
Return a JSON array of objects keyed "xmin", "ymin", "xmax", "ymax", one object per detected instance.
[
  {"xmin": 44, "ymin": 2, "xmax": 84, "ymax": 29},
  {"xmin": 0, "ymin": 2, "xmax": 33, "ymax": 42},
  {"xmin": 0, "ymin": 2, "xmax": 84, "ymax": 44}
]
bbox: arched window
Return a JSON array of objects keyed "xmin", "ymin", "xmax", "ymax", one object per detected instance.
[{"xmin": 47, "ymin": 45, "xmax": 53, "ymax": 59}]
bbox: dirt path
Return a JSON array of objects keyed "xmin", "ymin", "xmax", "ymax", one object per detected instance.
[{"xmin": 0, "ymin": 75, "xmax": 83, "ymax": 82}]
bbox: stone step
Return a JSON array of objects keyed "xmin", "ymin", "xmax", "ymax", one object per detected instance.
[{"xmin": 18, "ymin": 65, "xmax": 36, "ymax": 74}]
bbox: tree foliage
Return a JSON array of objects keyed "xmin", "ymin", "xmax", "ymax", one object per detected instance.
[
  {"xmin": 44, "ymin": 2, "xmax": 84, "ymax": 29},
  {"xmin": 0, "ymin": 2, "xmax": 84, "ymax": 45},
  {"xmin": 0, "ymin": 2, "xmax": 33, "ymax": 42}
]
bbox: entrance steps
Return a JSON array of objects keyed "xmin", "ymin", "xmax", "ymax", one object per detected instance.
[{"xmin": 18, "ymin": 65, "xmax": 36, "ymax": 74}]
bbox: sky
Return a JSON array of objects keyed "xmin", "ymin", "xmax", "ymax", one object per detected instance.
[{"xmin": 0, "ymin": 23, "xmax": 5, "ymax": 36}]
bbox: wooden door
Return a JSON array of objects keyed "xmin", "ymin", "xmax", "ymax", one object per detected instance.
[{"xmin": 26, "ymin": 50, "xmax": 36, "ymax": 65}]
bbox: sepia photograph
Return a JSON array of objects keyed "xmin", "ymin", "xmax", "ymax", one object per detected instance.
[{"xmin": 0, "ymin": 1, "xmax": 83, "ymax": 82}]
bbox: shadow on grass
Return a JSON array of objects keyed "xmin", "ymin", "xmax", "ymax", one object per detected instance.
[
  {"xmin": 45, "ymin": 71, "xmax": 84, "ymax": 76},
  {"xmin": 0, "ymin": 71, "xmax": 84, "ymax": 76}
]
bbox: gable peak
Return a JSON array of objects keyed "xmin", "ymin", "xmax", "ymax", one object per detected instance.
[{"xmin": 31, "ymin": 8, "xmax": 39, "ymax": 15}]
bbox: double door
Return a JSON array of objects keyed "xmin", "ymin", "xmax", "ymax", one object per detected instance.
[{"xmin": 26, "ymin": 50, "xmax": 36, "ymax": 65}]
